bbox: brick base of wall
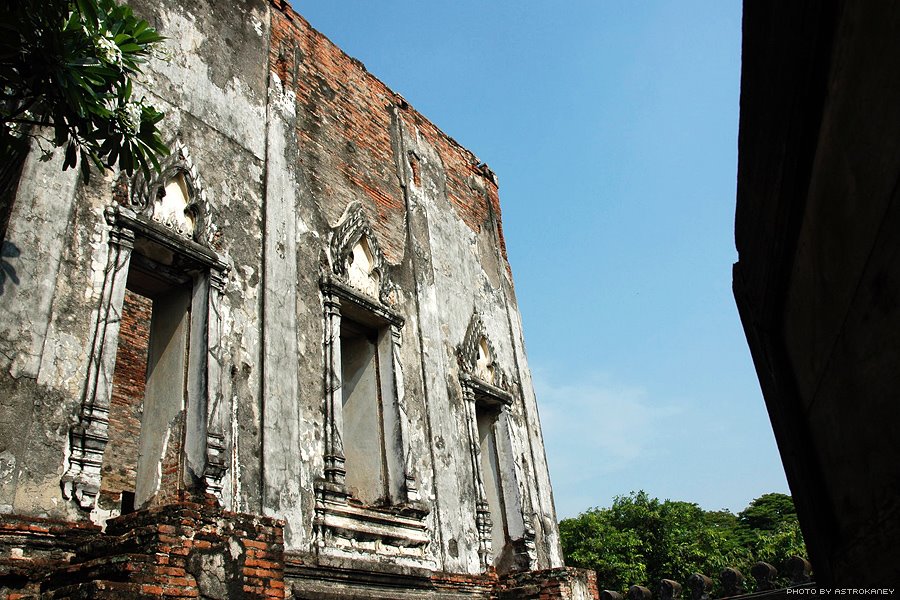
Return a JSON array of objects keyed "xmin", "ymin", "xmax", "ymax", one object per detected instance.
[
  {"xmin": 0, "ymin": 515, "xmax": 100, "ymax": 600},
  {"xmin": 497, "ymin": 567, "xmax": 599, "ymax": 600},
  {"xmin": 286, "ymin": 553, "xmax": 498, "ymax": 599},
  {"xmin": 0, "ymin": 509, "xmax": 595, "ymax": 600},
  {"xmin": 287, "ymin": 556, "xmax": 598, "ymax": 599},
  {"xmin": 0, "ymin": 501, "xmax": 284, "ymax": 599}
]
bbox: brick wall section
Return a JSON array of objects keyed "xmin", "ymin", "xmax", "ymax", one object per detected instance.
[
  {"xmin": 431, "ymin": 570, "xmax": 497, "ymax": 597},
  {"xmin": 285, "ymin": 557, "xmax": 598, "ymax": 599},
  {"xmin": 99, "ymin": 289, "xmax": 152, "ymax": 510},
  {"xmin": 0, "ymin": 515, "xmax": 99, "ymax": 599},
  {"xmin": 496, "ymin": 567, "xmax": 600, "ymax": 600},
  {"xmin": 269, "ymin": 1, "xmax": 406, "ymax": 262},
  {"xmin": 41, "ymin": 502, "xmax": 285, "ymax": 599},
  {"xmin": 398, "ymin": 109, "xmax": 509, "ymax": 266},
  {"xmin": 269, "ymin": 0, "xmax": 509, "ymax": 268}
]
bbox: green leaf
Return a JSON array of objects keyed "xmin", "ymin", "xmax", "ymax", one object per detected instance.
[
  {"xmin": 134, "ymin": 147, "xmax": 151, "ymax": 176},
  {"xmin": 135, "ymin": 29, "xmax": 163, "ymax": 44},
  {"xmin": 106, "ymin": 142, "xmax": 119, "ymax": 167},
  {"xmin": 63, "ymin": 142, "xmax": 77, "ymax": 170},
  {"xmin": 75, "ymin": 0, "xmax": 99, "ymax": 24},
  {"xmin": 120, "ymin": 141, "xmax": 133, "ymax": 174},
  {"xmin": 80, "ymin": 151, "xmax": 92, "ymax": 180}
]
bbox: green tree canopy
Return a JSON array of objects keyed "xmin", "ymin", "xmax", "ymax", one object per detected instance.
[
  {"xmin": 0, "ymin": 0, "xmax": 168, "ymax": 179},
  {"xmin": 559, "ymin": 491, "xmax": 808, "ymax": 595},
  {"xmin": 737, "ymin": 492, "xmax": 798, "ymax": 532},
  {"xmin": 734, "ymin": 493, "xmax": 806, "ymax": 568}
]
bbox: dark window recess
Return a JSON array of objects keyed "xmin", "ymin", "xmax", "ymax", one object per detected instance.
[{"xmin": 341, "ymin": 318, "xmax": 391, "ymax": 506}]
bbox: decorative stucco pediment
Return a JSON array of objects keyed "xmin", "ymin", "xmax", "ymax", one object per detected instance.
[
  {"xmin": 328, "ymin": 201, "xmax": 391, "ymax": 302},
  {"xmin": 126, "ymin": 141, "xmax": 216, "ymax": 247},
  {"xmin": 457, "ymin": 310, "xmax": 511, "ymax": 393}
]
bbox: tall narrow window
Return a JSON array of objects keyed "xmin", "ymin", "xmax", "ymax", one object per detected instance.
[
  {"xmin": 315, "ymin": 201, "xmax": 428, "ymax": 559},
  {"xmin": 101, "ymin": 259, "xmax": 193, "ymax": 512},
  {"xmin": 133, "ymin": 271, "xmax": 192, "ymax": 508},
  {"xmin": 476, "ymin": 403, "xmax": 508, "ymax": 561},
  {"xmin": 63, "ymin": 145, "xmax": 230, "ymax": 513},
  {"xmin": 341, "ymin": 318, "xmax": 391, "ymax": 505},
  {"xmin": 458, "ymin": 310, "xmax": 535, "ymax": 572},
  {"xmin": 460, "ymin": 336, "xmax": 515, "ymax": 569},
  {"xmin": 326, "ymin": 297, "xmax": 405, "ymax": 507},
  {"xmin": 100, "ymin": 289, "xmax": 153, "ymax": 514}
]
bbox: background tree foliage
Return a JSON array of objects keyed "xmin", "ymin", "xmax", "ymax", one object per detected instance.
[
  {"xmin": 0, "ymin": 0, "xmax": 168, "ymax": 179},
  {"xmin": 559, "ymin": 491, "xmax": 807, "ymax": 594}
]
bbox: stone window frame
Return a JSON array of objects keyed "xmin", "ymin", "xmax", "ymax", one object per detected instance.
[
  {"xmin": 457, "ymin": 310, "xmax": 536, "ymax": 572},
  {"xmin": 61, "ymin": 143, "xmax": 231, "ymax": 513},
  {"xmin": 314, "ymin": 202, "xmax": 428, "ymax": 559}
]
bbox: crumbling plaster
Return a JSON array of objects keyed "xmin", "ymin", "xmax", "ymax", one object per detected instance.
[
  {"xmin": 0, "ymin": 0, "xmax": 564, "ymax": 584},
  {"xmin": 126, "ymin": 0, "xmax": 271, "ymax": 516},
  {"xmin": 0, "ymin": 0, "xmax": 270, "ymax": 519},
  {"xmin": 395, "ymin": 116, "xmax": 562, "ymax": 570}
]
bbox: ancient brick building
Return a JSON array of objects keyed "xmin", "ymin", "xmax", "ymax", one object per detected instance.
[{"xmin": 0, "ymin": 0, "xmax": 595, "ymax": 598}]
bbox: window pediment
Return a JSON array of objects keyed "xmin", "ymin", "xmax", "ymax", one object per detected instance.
[
  {"xmin": 124, "ymin": 141, "xmax": 216, "ymax": 248},
  {"xmin": 457, "ymin": 310, "xmax": 511, "ymax": 393},
  {"xmin": 156, "ymin": 173, "xmax": 195, "ymax": 237},
  {"xmin": 328, "ymin": 201, "xmax": 393, "ymax": 304}
]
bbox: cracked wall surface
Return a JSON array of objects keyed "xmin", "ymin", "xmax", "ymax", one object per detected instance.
[{"xmin": 0, "ymin": 0, "xmax": 570, "ymax": 596}]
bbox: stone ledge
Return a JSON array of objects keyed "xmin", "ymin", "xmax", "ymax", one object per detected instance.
[
  {"xmin": 286, "ymin": 556, "xmax": 496, "ymax": 600},
  {"xmin": 319, "ymin": 500, "xmax": 428, "ymax": 548}
]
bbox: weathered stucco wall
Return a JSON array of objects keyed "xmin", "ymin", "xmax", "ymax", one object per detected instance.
[
  {"xmin": 266, "ymin": 3, "xmax": 563, "ymax": 573},
  {"xmin": 0, "ymin": 0, "xmax": 566, "ymax": 594},
  {"xmin": 128, "ymin": 0, "xmax": 272, "ymax": 516},
  {"xmin": 0, "ymin": 0, "xmax": 270, "ymax": 520}
]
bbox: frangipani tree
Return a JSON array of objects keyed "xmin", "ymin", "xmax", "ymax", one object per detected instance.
[{"xmin": 0, "ymin": 0, "xmax": 169, "ymax": 180}]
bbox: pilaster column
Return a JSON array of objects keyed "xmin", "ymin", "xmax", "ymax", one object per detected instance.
[
  {"xmin": 62, "ymin": 207, "xmax": 134, "ymax": 510},
  {"xmin": 203, "ymin": 266, "xmax": 229, "ymax": 501},
  {"xmin": 391, "ymin": 323, "xmax": 422, "ymax": 506},
  {"xmin": 322, "ymin": 291, "xmax": 347, "ymax": 498},
  {"xmin": 462, "ymin": 379, "xmax": 492, "ymax": 569}
]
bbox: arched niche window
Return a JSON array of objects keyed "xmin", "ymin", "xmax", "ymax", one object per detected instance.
[
  {"xmin": 346, "ymin": 235, "xmax": 380, "ymax": 299},
  {"xmin": 457, "ymin": 310, "xmax": 536, "ymax": 573},
  {"xmin": 475, "ymin": 337, "xmax": 495, "ymax": 384},
  {"xmin": 156, "ymin": 172, "xmax": 197, "ymax": 237},
  {"xmin": 316, "ymin": 201, "xmax": 428, "ymax": 560},
  {"xmin": 62, "ymin": 143, "xmax": 230, "ymax": 519}
]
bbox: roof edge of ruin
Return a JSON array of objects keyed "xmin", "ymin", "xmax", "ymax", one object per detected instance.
[{"xmin": 268, "ymin": 0, "xmax": 499, "ymax": 190}]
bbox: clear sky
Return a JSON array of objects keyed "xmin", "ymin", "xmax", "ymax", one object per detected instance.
[{"xmin": 297, "ymin": 1, "xmax": 789, "ymax": 519}]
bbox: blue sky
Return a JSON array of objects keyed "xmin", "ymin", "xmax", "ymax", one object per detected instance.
[{"xmin": 298, "ymin": 1, "xmax": 788, "ymax": 519}]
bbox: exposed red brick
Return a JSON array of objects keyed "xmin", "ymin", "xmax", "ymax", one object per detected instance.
[
  {"xmin": 20, "ymin": 503, "xmax": 288, "ymax": 599},
  {"xmin": 100, "ymin": 289, "xmax": 152, "ymax": 509},
  {"xmin": 496, "ymin": 567, "xmax": 600, "ymax": 600},
  {"xmin": 269, "ymin": 1, "xmax": 510, "ymax": 272}
]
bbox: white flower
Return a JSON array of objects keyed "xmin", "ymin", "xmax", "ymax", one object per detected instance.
[
  {"xmin": 96, "ymin": 35, "xmax": 122, "ymax": 66},
  {"xmin": 119, "ymin": 102, "xmax": 142, "ymax": 135}
]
